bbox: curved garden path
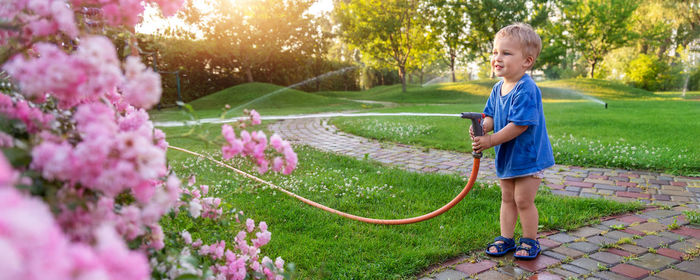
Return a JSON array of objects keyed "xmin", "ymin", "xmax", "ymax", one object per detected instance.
[{"xmin": 269, "ymin": 117, "xmax": 700, "ymax": 280}]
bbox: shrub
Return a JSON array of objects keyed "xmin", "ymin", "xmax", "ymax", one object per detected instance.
[
  {"xmin": 624, "ymin": 54, "xmax": 684, "ymax": 91},
  {"xmin": 625, "ymin": 54, "xmax": 668, "ymax": 91},
  {"xmin": 686, "ymin": 66, "xmax": 700, "ymax": 91},
  {"xmin": 0, "ymin": 1, "xmax": 296, "ymax": 279}
]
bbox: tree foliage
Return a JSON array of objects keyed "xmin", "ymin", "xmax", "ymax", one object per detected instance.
[
  {"xmin": 336, "ymin": 0, "xmax": 429, "ymax": 92},
  {"xmin": 180, "ymin": 0, "xmax": 317, "ymax": 83},
  {"xmin": 427, "ymin": 0, "xmax": 469, "ymax": 82},
  {"xmin": 625, "ymin": 54, "xmax": 668, "ymax": 91},
  {"xmin": 558, "ymin": 0, "xmax": 638, "ymax": 78},
  {"xmin": 139, "ymin": 0, "xmax": 698, "ymax": 94}
]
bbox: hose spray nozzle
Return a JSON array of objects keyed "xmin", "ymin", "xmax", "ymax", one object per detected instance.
[{"xmin": 461, "ymin": 112, "xmax": 485, "ymax": 158}]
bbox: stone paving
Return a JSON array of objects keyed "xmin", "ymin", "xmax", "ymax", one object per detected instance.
[{"xmin": 269, "ymin": 117, "xmax": 700, "ymax": 280}]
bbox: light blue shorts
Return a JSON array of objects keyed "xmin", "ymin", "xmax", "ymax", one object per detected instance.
[{"xmin": 500, "ymin": 169, "xmax": 546, "ymax": 180}]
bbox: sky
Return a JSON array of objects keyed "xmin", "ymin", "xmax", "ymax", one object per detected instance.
[{"xmin": 308, "ymin": 0, "xmax": 333, "ymax": 15}]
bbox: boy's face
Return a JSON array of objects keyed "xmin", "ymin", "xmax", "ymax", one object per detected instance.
[{"xmin": 491, "ymin": 36, "xmax": 533, "ymax": 82}]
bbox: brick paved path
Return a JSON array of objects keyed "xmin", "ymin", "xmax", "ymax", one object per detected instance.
[{"xmin": 270, "ymin": 117, "xmax": 700, "ymax": 280}]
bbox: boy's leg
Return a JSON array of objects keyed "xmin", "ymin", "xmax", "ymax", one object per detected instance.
[
  {"xmin": 513, "ymin": 175, "xmax": 541, "ymax": 256},
  {"xmin": 489, "ymin": 178, "xmax": 517, "ymax": 253},
  {"xmin": 500, "ymin": 178, "xmax": 518, "ymax": 238}
]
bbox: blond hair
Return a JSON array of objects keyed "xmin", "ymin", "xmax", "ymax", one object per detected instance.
[{"xmin": 495, "ymin": 23, "xmax": 542, "ymax": 65}]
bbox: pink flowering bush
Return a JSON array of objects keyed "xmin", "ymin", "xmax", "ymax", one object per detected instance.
[
  {"xmin": 154, "ymin": 176, "xmax": 288, "ymax": 280},
  {"xmin": 1, "ymin": 1, "xmax": 295, "ymax": 279},
  {"xmin": 221, "ymin": 109, "xmax": 298, "ymax": 175},
  {"xmin": 0, "ymin": 153, "xmax": 152, "ymax": 280}
]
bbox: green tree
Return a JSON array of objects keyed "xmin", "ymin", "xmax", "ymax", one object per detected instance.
[
  {"xmin": 407, "ymin": 39, "xmax": 441, "ymax": 85},
  {"xmin": 306, "ymin": 14, "xmax": 336, "ymax": 91},
  {"xmin": 632, "ymin": 0, "xmax": 676, "ymax": 57},
  {"xmin": 673, "ymin": 1, "xmax": 700, "ymax": 50},
  {"xmin": 631, "ymin": 0, "xmax": 699, "ymax": 60},
  {"xmin": 558, "ymin": 0, "xmax": 638, "ymax": 78},
  {"xmin": 537, "ymin": 21, "xmax": 571, "ymax": 79},
  {"xmin": 336, "ymin": 0, "xmax": 429, "ymax": 92},
  {"xmin": 428, "ymin": 0, "xmax": 469, "ymax": 82},
  {"xmin": 462, "ymin": 0, "xmax": 550, "ymax": 78},
  {"xmin": 180, "ymin": 0, "xmax": 316, "ymax": 83},
  {"xmin": 406, "ymin": 19, "xmax": 440, "ymax": 85}
]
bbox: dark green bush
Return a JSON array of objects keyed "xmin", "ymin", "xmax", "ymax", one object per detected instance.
[
  {"xmin": 625, "ymin": 54, "xmax": 666, "ymax": 91},
  {"xmin": 624, "ymin": 54, "xmax": 684, "ymax": 91},
  {"xmin": 687, "ymin": 66, "xmax": 700, "ymax": 91}
]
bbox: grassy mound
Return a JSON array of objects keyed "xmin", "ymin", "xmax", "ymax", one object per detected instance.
[
  {"xmin": 189, "ymin": 82, "xmax": 364, "ymax": 114},
  {"xmin": 150, "ymin": 82, "xmax": 377, "ymax": 121},
  {"xmin": 314, "ymin": 81, "xmax": 494, "ymax": 104},
  {"xmin": 540, "ymin": 79, "xmax": 654, "ymax": 100},
  {"xmin": 317, "ymin": 78, "xmax": 653, "ymax": 105}
]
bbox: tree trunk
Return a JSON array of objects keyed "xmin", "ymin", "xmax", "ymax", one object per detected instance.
[
  {"xmin": 245, "ymin": 67, "xmax": 254, "ymax": 83},
  {"xmin": 399, "ymin": 65, "xmax": 406, "ymax": 92},
  {"xmin": 589, "ymin": 60, "xmax": 597, "ymax": 78},
  {"xmin": 640, "ymin": 43, "xmax": 648, "ymax": 54},
  {"xmin": 450, "ymin": 55, "xmax": 456, "ymax": 82},
  {"xmin": 420, "ymin": 70, "xmax": 424, "ymax": 85},
  {"xmin": 657, "ymin": 39, "xmax": 670, "ymax": 59}
]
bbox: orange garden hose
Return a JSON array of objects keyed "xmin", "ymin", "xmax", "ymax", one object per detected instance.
[{"xmin": 168, "ymin": 145, "xmax": 480, "ymax": 225}]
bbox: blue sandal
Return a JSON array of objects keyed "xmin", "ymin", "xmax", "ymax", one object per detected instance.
[
  {"xmin": 485, "ymin": 236, "xmax": 516, "ymax": 256},
  {"xmin": 514, "ymin": 238, "xmax": 541, "ymax": 260}
]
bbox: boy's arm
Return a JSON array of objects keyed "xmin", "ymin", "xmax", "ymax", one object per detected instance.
[
  {"xmin": 472, "ymin": 122, "xmax": 527, "ymax": 153},
  {"xmin": 482, "ymin": 117, "xmax": 494, "ymax": 133}
]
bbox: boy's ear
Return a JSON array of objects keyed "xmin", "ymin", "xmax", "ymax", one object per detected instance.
[{"xmin": 523, "ymin": 56, "xmax": 534, "ymax": 69}]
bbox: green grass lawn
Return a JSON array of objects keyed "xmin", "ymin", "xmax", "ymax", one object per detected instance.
[
  {"xmin": 653, "ymin": 90, "xmax": 700, "ymax": 100},
  {"xmin": 161, "ymin": 123, "xmax": 641, "ymax": 279},
  {"xmin": 538, "ymin": 78, "xmax": 654, "ymax": 100},
  {"xmin": 154, "ymin": 78, "xmax": 692, "ymax": 279},
  {"xmin": 314, "ymin": 81, "xmax": 493, "ymax": 104},
  {"xmin": 330, "ymin": 81, "xmax": 699, "ymax": 175}
]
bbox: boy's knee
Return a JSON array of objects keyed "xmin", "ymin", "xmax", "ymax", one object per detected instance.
[
  {"xmin": 514, "ymin": 198, "xmax": 534, "ymax": 210},
  {"xmin": 500, "ymin": 193, "xmax": 515, "ymax": 203}
]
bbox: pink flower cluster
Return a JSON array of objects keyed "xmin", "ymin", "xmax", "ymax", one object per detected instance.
[
  {"xmin": 269, "ymin": 133, "xmax": 298, "ymax": 175},
  {"xmin": 29, "ymin": 103, "xmax": 179, "ymax": 246},
  {"xmin": 122, "ymin": 56, "xmax": 163, "ymax": 109},
  {"xmin": 221, "ymin": 112, "xmax": 298, "ymax": 175},
  {"xmin": 0, "ymin": 132, "xmax": 13, "ymax": 148},
  {"xmin": 180, "ymin": 217, "xmax": 285, "ymax": 280},
  {"xmin": 32, "ymin": 103, "xmax": 166, "ymax": 199},
  {"xmin": 3, "ymin": 37, "xmax": 162, "ymax": 110},
  {"xmin": 0, "ymin": 0, "xmax": 78, "ymax": 45},
  {"xmin": 70, "ymin": 0, "xmax": 184, "ymax": 27},
  {"xmin": 178, "ymin": 183, "xmax": 223, "ymax": 219},
  {"xmin": 0, "ymin": 94, "xmax": 54, "ymax": 133},
  {"xmin": 0, "ymin": 175, "xmax": 150, "ymax": 280}
]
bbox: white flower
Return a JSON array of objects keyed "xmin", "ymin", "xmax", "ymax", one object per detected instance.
[{"xmin": 189, "ymin": 200, "xmax": 202, "ymax": 218}]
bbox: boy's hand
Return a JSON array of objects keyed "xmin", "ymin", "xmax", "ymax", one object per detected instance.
[
  {"xmin": 471, "ymin": 118, "xmax": 493, "ymax": 138},
  {"xmin": 472, "ymin": 134, "xmax": 493, "ymax": 153}
]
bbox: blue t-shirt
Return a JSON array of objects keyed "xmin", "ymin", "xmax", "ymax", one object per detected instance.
[{"xmin": 483, "ymin": 74, "xmax": 555, "ymax": 178}]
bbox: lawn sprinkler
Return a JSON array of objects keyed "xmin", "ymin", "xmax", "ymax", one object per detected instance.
[
  {"xmin": 168, "ymin": 112, "xmax": 486, "ymax": 225},
  {"xmin": 605, "ymin": 102, "xmax": 608, "ymax": 109}
]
